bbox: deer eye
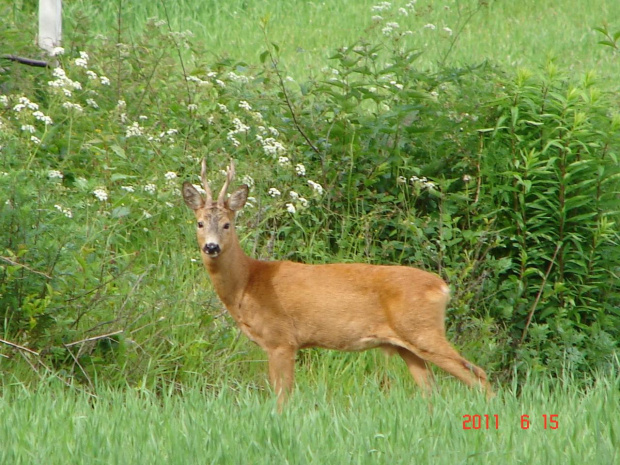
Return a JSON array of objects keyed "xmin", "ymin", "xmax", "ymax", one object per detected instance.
[
  {"xmin": 223, "ymin": 223, "xmax": 230, "ymax": 230},
  {"xmin": 197, "ymin": 221, "xmax": 204, "ymax": 228}
]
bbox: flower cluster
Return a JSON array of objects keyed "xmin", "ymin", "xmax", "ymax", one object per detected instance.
[{"xmin": 398, "ymin": 175, "xmax": 437, "ymax": 190}]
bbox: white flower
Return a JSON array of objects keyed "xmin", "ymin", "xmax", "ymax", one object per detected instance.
[
  {"xmin": 100, "ymin": 76, "xmax": 110, "ymax": 85},
  {"xmin": 51, "ymin": 46, "xmax": 65, "ymax": 56},
  {"xmin": 33, "ymin": 111, "xmax": 53, "ymax": 125},
  {"xmin": 372, "ymin": 15, "xmax": 383, "ymax": 21},
  {"xmin": 86, "ymin": 98, "xmax": 99, "ymax": 109},
  {"xmin": 268, "ymin": 127, "xmax": 279, "ymax": 137},
  {"xmin": 144, "ymin": 184, "xmax": 157, "ymax": 194},
  {"xmin": 231, "ymin": 118, "xmax": 250, "ymax": 133},
  {"xmin": 120, "ymin": 185, "xmax": 135, "ymax": 192},
  {"xmin": 54, "ymin": 204, "xmax": 73, "ymax": 218},
  {"xmin": 278, "ymin": 156, "xmax": 291, "ymax": 166},
  {"xmin": 239, "ymin": 100, "xmax": 252, "ymax": 111},
  {"xmin": 48, "ymin": 170, "xmax": 63, "ymax": 179},
  {"xmin": 62, "ymin": 102, "xmax": 83, "ymax": 112},
  {"xmin": 217, "ymin": 103, "xmax": 229, "ymax": 114},
  {"xmin": 93, "ymin": 188, "xmax": 108, "ymax": 202},
  {"xmin": 164, "ymin": 171, "xmax": 177, "ymax": 180},
  {"xmin": 286, "ymin": 203, "xmax": 296, "ymax": 214},
  {"xmin": 21, "ymin": 125, "xmax": 36, "ymax": 133},
  {"xmin": 397, "ymin": 176, "xmax": 407, "ymax": 183},
  {"xmin": 262, "ymin": 138, "xmax": 286, "ymax": 157},
  {"xmin": 424, "ymin": 23, "xmax": 436, "ymax": 30},
  {"xmin": 371, "ymin": 2, "xmax": 392, "ymax": 12},
  {"xmin": 86, "ymin": 70, "xmax": 98, "ymax": 80},
  {"xmin": 463, "ymin": 174, "xmax": 472, "ymax": 183},
  {"xmin": 0, "ymin": 95, "xmax": 8, "ymax": 106},
  {"xmin": 443, "ymin": 27, "xmax": 453, "ymax": 36},
  {"xmin": 398, "ymin": 7, "xmax": 408, "ymax": 16},
  {"xmin": 295, "ymin": 164, "xmax": 306, "ymax": 176},
  {"xmin": 289, "ymin": 191, "xmax": 299, "ymax": 200},
  {"xmin": 138, "ymin": 115, "xmax": 148, "ymax": 121},
  {"xmin": 299, "ymin": 197, "xmax": 308, "ymax": 208},
  {"xmin": 75, "ymin": 58, "xmax": 88, "ymax": 68},
  {"xmin": 30, "ymin": 136, "xmax": 41, "ymax": 144},
  {"xmin": 187, "ymin": 103, "xmax": 198, "ymax": 111},
  {"xmin": 268, "ymin": 187, "xmax": 281, "ymax": 197},
  {"xmin": 241, "ymin": 175, "xmax": 254, "ymax": 188},
  {"xmin": 117, "ymin": 100, "xmax": 126, "ymax": 109},
  {"xmin": 125, "ymin": 122, "xmax": 144, "ymax": 138},
  {"xmin": 215, "ymin": 79, "xmax": 226, "ymax": 88},
  {"xmin": 307, "ymin": 180, "xmax": 324, "ymax": 195}
]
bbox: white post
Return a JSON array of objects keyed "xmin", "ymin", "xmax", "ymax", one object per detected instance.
[{"xmin": 38, "ymin": 0, "xmax": 62, "ymax": 54}]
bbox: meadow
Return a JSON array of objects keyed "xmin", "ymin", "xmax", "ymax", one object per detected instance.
[
  {"xmin": 1, "ymin": 369, "xmax": 619, "ymax": 465},
  {"xmin": 1, "ymin": 0, "xmax": 619, "ymax": 462}
]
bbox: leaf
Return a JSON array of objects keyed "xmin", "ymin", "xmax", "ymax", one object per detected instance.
[
  {"xmin": 110, "ymin": 145, "xmax": 126, "ymax": 159},
  {"xmin": 111, "ymin": 206, "xmax": 131, "ymax": 218},
  {"xmin": 259, "ymin": 50, "xmax": 269, "ymax": 64}
]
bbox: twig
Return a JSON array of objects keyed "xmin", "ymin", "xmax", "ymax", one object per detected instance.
[
  {"xmin": 519, "ymin": 242, "xmax": 562, "ymax": 346},
  {"xmin": 0, "ymin": 337, "xmax": 40, "ymax": 356},
  {"xmin": 0, "ymin": 256, "xmax": 52, "ymax": 279},
  {"xmin": 262, "ymin": 30, "xmax": 320, "ymax": 155},
  {"xmin": 64, "ymin": 330, "xmax": 123, "ymax": 348}
]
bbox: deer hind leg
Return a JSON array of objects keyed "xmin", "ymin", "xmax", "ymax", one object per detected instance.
[
  {"xmin": 396, "ymin": 347, "xmax": 435, "ymax": 398},
  {"xmin": 266, "ymin": 345, "xmax": 297, "ymax": 407},
  {"xmin": 407, "ymin": 333, "xmax": 494, "ymax": 398}
]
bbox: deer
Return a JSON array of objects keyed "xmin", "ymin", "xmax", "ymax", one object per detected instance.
[{"xmin": 182, "ymin": 159, "xmax": 494, "ymax": 406}]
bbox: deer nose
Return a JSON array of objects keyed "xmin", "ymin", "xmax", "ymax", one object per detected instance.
[{"xmin": 203, "ymin": 243, "xmax": 221, "ymax": 256}]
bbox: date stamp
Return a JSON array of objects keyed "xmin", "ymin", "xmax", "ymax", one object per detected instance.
[{"xmin": 462, "ymin": 414, "xmax": 559, "ymax": 430}]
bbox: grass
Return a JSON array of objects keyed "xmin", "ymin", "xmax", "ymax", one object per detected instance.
[
  {"xmin": 5, "ymin": 0, "xmax": 620, "ymax": 81},
  {"xmin": 1, "ymin": 370, "xmax": 618, "ymax": 464}
]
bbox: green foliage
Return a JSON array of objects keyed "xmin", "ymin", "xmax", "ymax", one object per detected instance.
[{"xmin": 1, "ymin": 0, "xmax": 618, "ymax": 391}]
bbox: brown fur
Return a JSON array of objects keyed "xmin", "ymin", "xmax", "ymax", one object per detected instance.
[{"xmin": 183, "ymin": 161, "xmax": 494, "ymax": 405}]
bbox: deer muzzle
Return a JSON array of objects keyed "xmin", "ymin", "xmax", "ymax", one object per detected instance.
[{"xmin": 203, "ymin": 242, "xmax": 221, "ymax": 256}]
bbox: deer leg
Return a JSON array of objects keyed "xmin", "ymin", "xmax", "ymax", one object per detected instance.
[
  {"xmin": 409, "ymin": 334, "xmax": 494, "ymax": 398},
  {"xmin": 396, "ymin": 347, "xmax": 435, "ymax": 398},
  {"xmin": 266, "ymin": 346, "xmax": 296, "ymax": 406}
]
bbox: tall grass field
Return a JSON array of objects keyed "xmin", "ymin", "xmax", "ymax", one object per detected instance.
[{"xmin": 1, "ymin": 0, "xmax": 619, "ymax": 463}]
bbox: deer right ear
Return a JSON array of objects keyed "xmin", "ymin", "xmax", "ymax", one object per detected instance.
[{"xmin": 182, "ymin": 182, "xmax": 205, "ymax": 210}]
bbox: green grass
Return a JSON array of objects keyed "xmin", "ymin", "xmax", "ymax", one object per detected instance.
[
  {"xmin": 1, "ymin": 371, "xmax": 618, "ymax": 464},
  {"xmin": 5, "ymin": 0, "xmax": 620, "ymax": 81}
]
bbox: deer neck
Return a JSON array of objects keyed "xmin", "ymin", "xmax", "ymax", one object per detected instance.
[{"xmin": 202, "ymin": 235, "xmax": 251, "ymax": 310}]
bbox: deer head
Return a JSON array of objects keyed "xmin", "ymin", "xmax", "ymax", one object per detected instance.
[{"xmin": 182, "ymin": 159, "xmax": 248, "ymax": 258}]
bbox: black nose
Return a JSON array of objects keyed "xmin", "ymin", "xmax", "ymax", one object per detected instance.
[{"xmin": 203, "ymin": 243, "xmax": 221, "ymax": 255}]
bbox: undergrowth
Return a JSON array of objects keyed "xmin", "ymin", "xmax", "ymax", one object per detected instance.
[{"xmin": 0, "ymin": 0, "xmax": 618, "ymax": 392}]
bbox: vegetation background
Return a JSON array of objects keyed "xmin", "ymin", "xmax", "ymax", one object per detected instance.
[{"xmin": 1, "ymin": 0, "xmax": 619, "ymax": 463}]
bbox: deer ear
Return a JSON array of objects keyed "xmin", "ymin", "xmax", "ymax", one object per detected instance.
[
  {"xmin": 182, "ymin": 182, "xmax": 205, "ymax": 210},
  {"xmin": 227, "ymin": 185, "xmax": 249, "ymax": 211}
]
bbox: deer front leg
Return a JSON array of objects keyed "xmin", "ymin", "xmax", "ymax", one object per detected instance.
[{"xmin": 266, "ymin": 346, "xmax": 296, "ymax": 407}]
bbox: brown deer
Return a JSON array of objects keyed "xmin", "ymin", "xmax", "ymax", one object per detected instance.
[{"xmin": 182, "ymin": 159, "xmax": 493, "ymax": 405}]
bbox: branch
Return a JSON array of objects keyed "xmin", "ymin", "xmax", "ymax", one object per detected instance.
[
  {"xmin": 64, "ymin": 330, "xmax": 124, "ymax": 348},
  {"xmin": 519, "ymin": 242, "xmax": 562, "ymax": 346},
  {"xmin": 0, "ymin": 337, "xmax": 40, "ymax": 356},
  {"xmin": 0, "ymin": 256, "xmax": 52, "ymax": 279}
]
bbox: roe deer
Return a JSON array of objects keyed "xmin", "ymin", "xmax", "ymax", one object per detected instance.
[{"xmin": 182, "ymin": 159, "xmax": 493, "ymax": 405}]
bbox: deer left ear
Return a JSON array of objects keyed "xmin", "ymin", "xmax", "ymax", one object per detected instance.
[{"xmin": 228, "ymin": 185, "xmax": 249, "ymax": 211}]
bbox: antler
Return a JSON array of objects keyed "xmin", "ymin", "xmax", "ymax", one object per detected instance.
[
  {"xmin": 200, "ymin": 159, "xmax": 214, "ymax": 205},
  {"xmin": 217, "ymin": 159, "xmax": 235, "ymax": 207}
]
